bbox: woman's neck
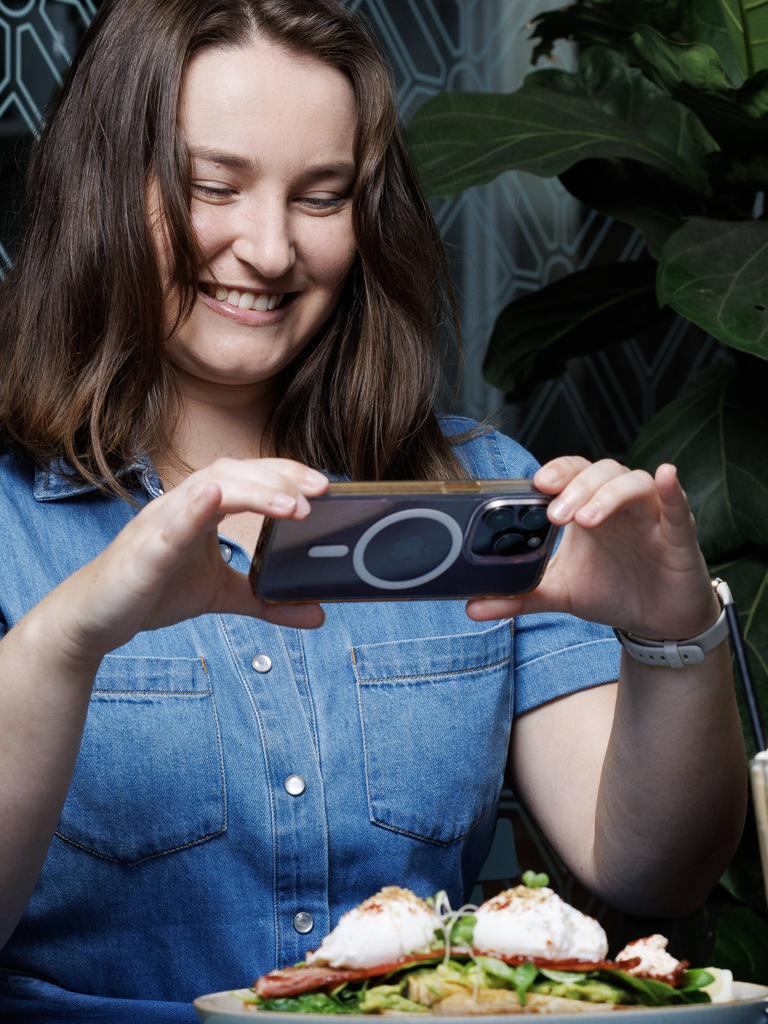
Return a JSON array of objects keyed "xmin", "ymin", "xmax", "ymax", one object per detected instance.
[{"xmin": 154, "ymin": 375, "xmax": 275, "ymax": 487}]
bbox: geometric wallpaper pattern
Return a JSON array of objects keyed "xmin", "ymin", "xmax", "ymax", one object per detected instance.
[{"xmin": 0, "ymin": 0, "xmax": 715, "ymax": 466}]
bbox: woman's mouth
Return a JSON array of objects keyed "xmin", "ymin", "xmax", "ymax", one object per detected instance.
[{"xmin": 197, "ymin": 282, "xmax": 297, "ymax": 324}]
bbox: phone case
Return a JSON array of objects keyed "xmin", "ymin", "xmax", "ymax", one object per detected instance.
[{"xmin": 250, "ymin": 480, "xmax": 558, "ymax": 603}]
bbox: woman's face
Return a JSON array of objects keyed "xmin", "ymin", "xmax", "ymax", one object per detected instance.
[{"xmin": 165, "ymin": 38, "xmax": 358, "ymax": 392}]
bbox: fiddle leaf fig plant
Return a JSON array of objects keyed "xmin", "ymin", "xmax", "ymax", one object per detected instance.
[{"xmin": 408, "ymin": 0, "xmax": 768, "ymax": 980}]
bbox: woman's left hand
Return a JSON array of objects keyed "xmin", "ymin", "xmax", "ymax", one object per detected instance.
[{"xmin": 467, "ymin": 456, "xmax": 719, "ymax": 638}]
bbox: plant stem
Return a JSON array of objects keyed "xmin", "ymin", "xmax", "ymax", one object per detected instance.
[{"xmin": 737, "ymin": 0, "xmax": 755, "ymax": 78}]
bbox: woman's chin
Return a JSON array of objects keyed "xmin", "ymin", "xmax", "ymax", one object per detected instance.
[{"xmin": 167, "ymin": 357, "xmax": 281, "ymax": 394}]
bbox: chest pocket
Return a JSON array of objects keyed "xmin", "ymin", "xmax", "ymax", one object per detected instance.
[
  {"xmin": 55, "ymin": 655, "xmax": 226, "ymax": 864},
  {"xmin": 352, "ymin": 620, "xmax": 514, "ymax": 846}
]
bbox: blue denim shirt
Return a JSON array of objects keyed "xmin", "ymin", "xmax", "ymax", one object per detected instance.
[{"xmin": 0, "ymin": 417, "xmax": 620, "ymax": 1022}]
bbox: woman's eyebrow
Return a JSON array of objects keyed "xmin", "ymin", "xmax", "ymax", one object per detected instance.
[
  {"xmin": 190, "ymin": 147, "xmax": 355, "ymax": 182},
  {"xmin": 190, "ymin": 147, "xmax": 257, "ymax": 172},
  {"xmin": 298, "ymin": 161, "xmax": 356, "ymax": 184}
]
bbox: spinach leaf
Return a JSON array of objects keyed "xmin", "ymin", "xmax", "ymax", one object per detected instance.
[
  {"xmin": 604, "ymin": 970, "xmax": 711, "ymax": 1006},
  {"xmin": 473, "ymin": 956, "xmax": 541, "ymax": 1005},
  {"xmin": 681, "ymin": 969, "xmax": 716, "ymax": 992},
  {"xmin": 511, "ymin": 962, "xmax": 540, "ymax": 1006},
  {"xmin": 258, "ymin": 991, "xmax": 363, "ymax": 1014},
  {"xmin": 474, "ymin": 955, "xmax": 517, "ymax": 984},
  {"xmin": 539, "ymin": 968, "xmax": 595, "ymax": 982}
]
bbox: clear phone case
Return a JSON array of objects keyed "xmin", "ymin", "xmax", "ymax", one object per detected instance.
[{"xmin": 250, "ymin": 480, "xmax": 558, "ymax": 603}]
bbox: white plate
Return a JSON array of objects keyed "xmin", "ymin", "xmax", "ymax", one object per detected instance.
[{"xmin": 194, "ymin": 983, "xmax": 768, "ymax": 1024}]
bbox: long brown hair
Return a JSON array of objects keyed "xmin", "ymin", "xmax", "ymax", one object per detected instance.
[{"xmin": 0, "ymin": 0, "xmax": 474, "ymax": 496}]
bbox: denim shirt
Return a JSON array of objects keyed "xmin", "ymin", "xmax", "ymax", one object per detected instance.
[{"xmin": 0, "ymin": 417, "xmax": 620, "ymax": 1022}]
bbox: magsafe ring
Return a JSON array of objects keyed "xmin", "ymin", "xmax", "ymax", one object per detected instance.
[{"xmin": 352, "ymin": 509, "xmax": 463, "ymax": 590}]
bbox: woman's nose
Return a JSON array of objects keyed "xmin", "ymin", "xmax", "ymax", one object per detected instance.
[{"xmin": 231, "ymin": 206, "xmax": 295, "ymax": 280}]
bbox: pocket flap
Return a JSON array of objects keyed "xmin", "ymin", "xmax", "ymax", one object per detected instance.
[
  {"xmin": 352, "ymin": 619, "xmax": 513, "ymax": 682},
  {"xmin": 92, "ymin": 654, "xmax": 210, "ymax": 695}
]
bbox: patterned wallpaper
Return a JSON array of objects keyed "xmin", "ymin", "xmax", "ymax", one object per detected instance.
[{"xmin": 0, "ymin": 0, "xmax": 712, "ymax": 464}]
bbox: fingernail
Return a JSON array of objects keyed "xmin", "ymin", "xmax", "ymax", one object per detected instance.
[
  {"xmin": 578, "ymin": 504, "xmax": 599, "ymax": 522},
  {"xmin": 271, "ymin": 493, "xmax": 297, "ymax": 510},
  {"xmin": 296, "ymin": 494, "xmax": 312, "ymax": 517},
  {"xmin": 551, "ymin": 500, "xmax": 570, "ymax": 519},
  {"xmin": 537, "ymin": 467, "xmax": 559, "ymax": 485},
  {"xmin": 304, "ymin": 469, "xmax": 327, "ymax": 487}
]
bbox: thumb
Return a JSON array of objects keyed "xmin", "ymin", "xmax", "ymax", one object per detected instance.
[
  {"xmin": 213, "ymin": 567, "xmax": 326, "ymax": 629},
  {"xmin": 465, "ymin": 578, "xmax": 562, "ymax": 622}
]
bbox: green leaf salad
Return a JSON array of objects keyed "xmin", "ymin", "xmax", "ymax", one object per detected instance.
[{"xmin": 248, "ymin": 881, "xmax": 732, "ymax": 1014}]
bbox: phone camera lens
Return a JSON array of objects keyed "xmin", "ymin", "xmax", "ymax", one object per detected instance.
[
  {"xmin": 493, "ymin": 530, "xmax": 524, "ymax": 555},
  {"xmin": 521, "ymin": 506, "xmax": 550, "ymax": 530},
  {"xmin": 484, "ymin": 507, "xmax": 518, "ymax": 532}
]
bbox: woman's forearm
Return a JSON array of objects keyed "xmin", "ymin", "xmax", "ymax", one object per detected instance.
[
  {"xmin": 592, "ymin": 645, "xmax": 747, "ymax": 915},
  {"xmin": 0, "ymin": 598, "xmax": 102, "ymax": 949}
]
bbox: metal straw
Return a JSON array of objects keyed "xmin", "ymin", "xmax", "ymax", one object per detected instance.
[{"xmin": 717, "ymin": 579, "xmax": 765, "ymax": 752}]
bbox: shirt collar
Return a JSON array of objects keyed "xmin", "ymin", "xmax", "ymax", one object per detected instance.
[
  {"xmin": 33, "ymin": 455, "xmax": 343, "ymax": 501},
  {"xmin": 33, "ymin": 455, "xmax": 164, "ymax": 502}
]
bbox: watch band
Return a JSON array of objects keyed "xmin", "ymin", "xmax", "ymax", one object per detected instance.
[{"xmin": 614, "ymin": 579, "xmax": 731, "ymax": 668}]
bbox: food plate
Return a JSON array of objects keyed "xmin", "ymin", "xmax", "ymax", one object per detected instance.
[{"xmin": 194, "ymin": 983, "xmax": 768, "ymax": 1024}]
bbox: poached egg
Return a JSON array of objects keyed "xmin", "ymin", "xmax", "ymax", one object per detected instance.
[
  {"xmin": 305, "ymin": 886, "xmax": 441, "ymax": 969},
  {"xmin": 473, "ymin": 885, "xmax": 609, "ymax": 961}
]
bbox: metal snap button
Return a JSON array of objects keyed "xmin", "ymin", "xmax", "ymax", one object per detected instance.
[
  {"xmin": 251, "ymin": 654, "xmax": 272, "ymax": 673},
  {"xmin": 284, "ymin": 775, "xmax": 306, "ymax": 797},
  {"xmin": 293, "ymin": 912, "xmax": 314, "ymax": 934},
  {"xmin": 219, "ymin": 543, "xmax": 233, "ymax": 563}
]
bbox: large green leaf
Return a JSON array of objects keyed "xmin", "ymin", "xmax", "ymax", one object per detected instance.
[
  {"xmin": 683, "ymin": 0, "xmax": 746, "ymax": 85},
  {"xmin": 718, "ymin": 0, "xmax": 768, "ymax": 77},
  {"xmin": 483, "ymin": 261, "xmax": 663, "ymax": 400},
  {"xmin": 628, "ymin": 365, "xmax": 768, "ymax": 560},
  {"xmin": 632, "ymin": 26, "xmax": 735, "ymax": 91},
  {"xmin": 559, "ymin": 160, "xmax": 699, "ymax": 257},
  {"xmin": 629, "ymin": 24, "xmax": 768, "ymax": 155},
  {"xmin": 657, "ymin": 218, "xmax": 768, "ymax": 358},
  {"xmin": 711, "ymin": 903, "xmax": 768, "ymax": 982},
  {"xmin": 408, "ymin": 48, "xmax": 718, "ymax": 198},
  {"xmin": 678, "ymin": 74, "xmax": 768, "ymax": 154},
  {"xmin": 709, "ymin": 554, "xmax": 768, "ymax": 759},
  {"xmin": 530, "ymin": 0, "xmax": 682, "ymax": 63}
]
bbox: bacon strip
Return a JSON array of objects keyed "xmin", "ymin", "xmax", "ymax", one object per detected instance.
[{"xmin": 254, "ymin": 949, "xmax": 663, "ymax": 999}]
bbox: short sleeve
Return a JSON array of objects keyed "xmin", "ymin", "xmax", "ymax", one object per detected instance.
[{"xmin": 445, "ymin": 417, "xmax": 621, "ymax": 714}]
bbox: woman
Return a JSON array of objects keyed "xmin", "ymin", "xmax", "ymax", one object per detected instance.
[{"xmin": 0, "ymin": 0, "xmax": 746, "ymax": 1020}]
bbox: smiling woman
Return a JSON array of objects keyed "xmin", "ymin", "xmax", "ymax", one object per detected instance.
[
  {"xmin": 0, "ymin": 1, "xmax": 749, "ymax": 1023},
  {"xmin": 0, "ymin": 0, "xmax": 465, "ymax": 495}
]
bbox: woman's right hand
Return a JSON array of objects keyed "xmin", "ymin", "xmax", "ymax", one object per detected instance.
[{"xmin": 46, "ymin": 457, "xmax": 329, "ymax": 663}]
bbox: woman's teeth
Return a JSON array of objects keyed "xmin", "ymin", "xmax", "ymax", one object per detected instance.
[{"xmin": 209, "ymin": 286, "xmax": 284, "ymax": 312}]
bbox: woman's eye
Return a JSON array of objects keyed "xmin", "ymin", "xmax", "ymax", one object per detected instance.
[
  {"xmin": 192, "ymin": 183, "xmax": 236, "ymax": 199},
  {"xmin": 299, "ymin": 195, "xmax": 348, "ymax": 211}
]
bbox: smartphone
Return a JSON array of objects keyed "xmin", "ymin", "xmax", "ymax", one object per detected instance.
[{"xmin": 250, "ymin": 480, "xmax": 558, "ymax": 603}]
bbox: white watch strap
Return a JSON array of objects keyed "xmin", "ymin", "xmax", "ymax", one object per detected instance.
[{"xmin": 614, "ymin": 579, "xmax": 731, "ymax": 668}]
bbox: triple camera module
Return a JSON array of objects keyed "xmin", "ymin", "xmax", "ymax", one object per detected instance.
[{"xmin": 470, "ymin": 502, "xmax": 552, "ymax": 558}]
